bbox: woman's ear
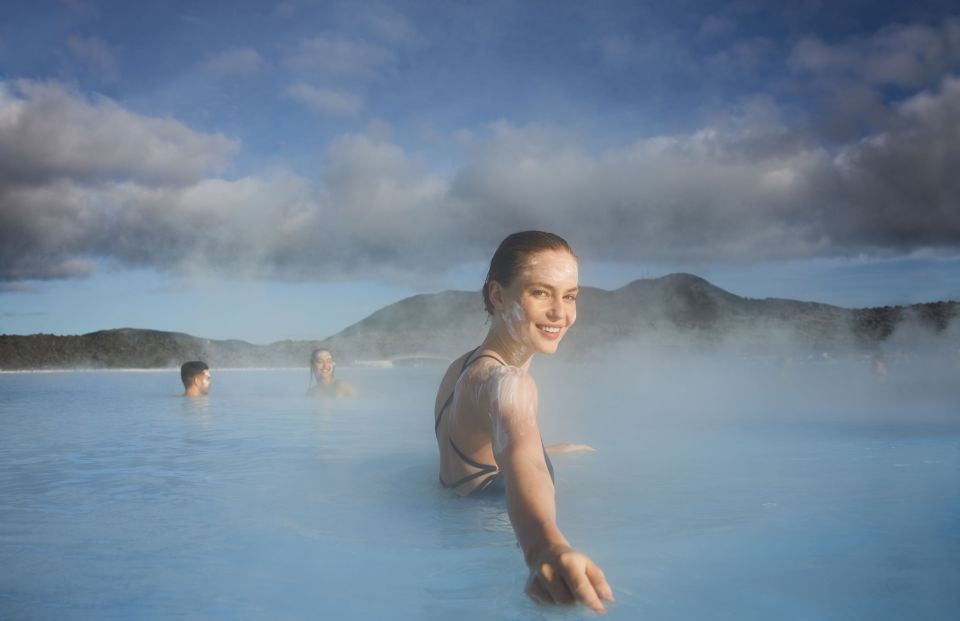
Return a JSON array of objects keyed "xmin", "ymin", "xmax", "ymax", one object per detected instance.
[{"xmin": 488, "ymin": 280, "xmax": 506, "ymax": 311}]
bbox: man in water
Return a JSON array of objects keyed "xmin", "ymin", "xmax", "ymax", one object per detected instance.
[{"xmin": 181, "ymin": 361, "xmax": 211, "ymax": 397}]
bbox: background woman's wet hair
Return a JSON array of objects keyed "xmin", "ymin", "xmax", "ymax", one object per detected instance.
[
  {"xmin": 310, "ymin": 348, "xmax": 332, "ymax": 364},
  {"xmin": 482, "ymin": 231, "xmax": 577, "ymax": 315}
]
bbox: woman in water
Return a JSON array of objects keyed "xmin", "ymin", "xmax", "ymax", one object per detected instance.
[
  {"xmin": 307, "ymin": 348, "xmax": 357, "ymax": 397},
  {"xmin": 434, "ymin": 231, "xmax": 613, "ymax": 613}
]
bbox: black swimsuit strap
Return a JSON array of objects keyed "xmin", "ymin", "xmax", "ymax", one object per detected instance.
[
  {"xmin": 437, "ymin": 348, "xmax": 549, "ymax": 494},
  {"xmin": 442, "ymin": 437, "xmax": 500, "ymax": 488},
  {"xmin": 434, "ymin": 348, "xmax": 505, "ymax": 434}
]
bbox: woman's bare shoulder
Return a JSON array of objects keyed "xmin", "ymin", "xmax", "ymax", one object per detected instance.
[{"xmin": 464, "ymin": 362, "xmax": 537, "ymax": 417}]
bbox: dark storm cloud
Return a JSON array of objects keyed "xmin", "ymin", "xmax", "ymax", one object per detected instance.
[
  {"xmin": 814, "ymin": 75, "xmax": 960, "ymax": 250},
  {"xmin": 0, "ymin": 80, "xmax": 238, "ymax": 280},
  {"xmin": 452, "ymin": 72, "xmax": 960, "ymax": 262}
]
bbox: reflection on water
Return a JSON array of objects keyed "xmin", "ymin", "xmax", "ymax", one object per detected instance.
[{"xmin": 0, "ymin": 357, "xmax": 958, "ymax": 620}]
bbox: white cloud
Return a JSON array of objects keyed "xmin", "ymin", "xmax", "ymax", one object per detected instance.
[
  {"xmin": 789, "ymin": 19, "xmax": 960, "ymax": 88},
  {"xmin": 2, "ymin": 74, "xmax": 958, "ymax": 283},
  {"xmin": 0, "ymin": 80, "xmax": 238, "ymax": 280},
  {"xmin": 0, "ymin": 80, "xmax": 238, "ymax": 186},
  {"xmin": 449, "ymin": 121, "xmax": 832, "ymax": 263},
  {"xmin": 360, "ymin": 5, "xmax": 420, "ymax": 46},
  {"xmin": 285, "ymin": 34, "xmax": 394, "ymax": 78},
  {"xmin": 200, "ymin": 48, "xmax": 265, "ymax": 76},
  {"xmin": 699, "ymin": 15, "xmax": 736, "ymax": 38},
  {"xmin": 285, "ymin": 83, "xmax": 363, "ymax": 117}
]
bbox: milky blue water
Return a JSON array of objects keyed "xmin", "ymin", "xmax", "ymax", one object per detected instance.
[{"xmin": 1, "ymin": 356, "xmax": 958, "ymax": 620}]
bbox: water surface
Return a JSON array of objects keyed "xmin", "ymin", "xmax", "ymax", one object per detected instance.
[{"xmin": 1, "ymin": 356, "xmax": 958, "ymax": 620}]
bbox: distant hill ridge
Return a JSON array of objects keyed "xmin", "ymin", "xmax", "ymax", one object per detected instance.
[{"xmin": 1, "ymin": 274, "xmax": 956, "ymax": 370}]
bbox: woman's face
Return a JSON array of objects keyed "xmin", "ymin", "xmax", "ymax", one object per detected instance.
[
  {"xmin": 312, "ymin": 351, "xmax": 335, "ymax": 378},
  {"xmin": 497, "ymin": 249, "xmax": 578, "ymax": 356}
]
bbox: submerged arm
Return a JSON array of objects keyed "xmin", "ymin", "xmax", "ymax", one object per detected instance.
[{"xmin": 485, "ymin": 367, "xmax": 614, "ymax": 613}]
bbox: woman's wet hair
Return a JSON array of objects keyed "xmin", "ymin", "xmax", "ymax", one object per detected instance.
[
  {"xmin": 482, "ymin": 231, "xmax": 576, "ymax": 315},
  {"xmin": 310, "ymin": 348, "xmax": 332, "ymax": 364}
]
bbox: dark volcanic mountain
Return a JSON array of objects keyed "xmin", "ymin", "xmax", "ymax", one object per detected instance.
[
  {"xmin": 324, "ymin": 273, "xmax": 958, "ymax": 361},
  {"xmin": 1, "ymin": 274, "xmax": 956, "ymax": 370},
  {"xmin": 0, "ymin": 328, "xmax": 325, "ymax": 371}
]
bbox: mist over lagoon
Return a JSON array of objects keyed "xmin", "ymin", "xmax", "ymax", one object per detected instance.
[{"xmin": 1, "ymin": 348, "xmax": 958, "ymax": 620}]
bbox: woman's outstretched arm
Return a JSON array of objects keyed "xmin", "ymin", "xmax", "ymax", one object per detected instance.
[
  {"xmin": 545, "ymin": 442, "xmax": 595, "ymax": 454},
  {"xmin": 486, "ymin": 367, "xmax": 614, "ymax": 613}
]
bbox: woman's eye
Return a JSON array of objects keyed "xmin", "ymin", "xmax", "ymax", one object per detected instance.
[
  {"xmin": 564, "ymin": 295, "xmax": 577, "ymax": 302},
  {"xmin": 531, "ymin": 289, "xmax": 548, "ymax": 297}
]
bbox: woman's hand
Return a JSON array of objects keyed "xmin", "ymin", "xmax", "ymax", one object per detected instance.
[{"xmin": 524, "ymin": 543, "xmax": 614, "ymax": 613}]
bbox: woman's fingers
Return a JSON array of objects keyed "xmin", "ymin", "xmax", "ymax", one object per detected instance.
[
  {"xmin": 586, "ymin": 561, "xmax": 615, "ymax": 602},
  {"xmin": 526, "ymin": 553, "xmax": 613, "ymax": 613},
  {"xmin": 560, "ymin": 561, "xmax": 608, "ymax": 613},
  {"xmin": 526, "ymin": 554, "xmax": 613, "ymax": 612}
]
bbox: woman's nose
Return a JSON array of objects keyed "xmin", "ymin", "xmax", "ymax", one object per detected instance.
[{"xmin": 546, "ymin": 301, "xmax": 562, "ymax": 320}]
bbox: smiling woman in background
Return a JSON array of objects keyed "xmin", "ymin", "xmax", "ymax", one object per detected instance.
[
  {"xmin": 307, "ymin": 348, "xmax": 357, "ymax": 398},
  {"xmin": 433, "ymin": 231, "xmax": 613, "ymax": 613}
]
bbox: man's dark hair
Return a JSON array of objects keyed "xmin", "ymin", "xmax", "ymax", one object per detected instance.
[{"xmin": 180, "ymin": 361, "xmax": 209, "ymax": 388}]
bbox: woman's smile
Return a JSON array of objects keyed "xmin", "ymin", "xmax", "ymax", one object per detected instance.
[{"xmin": 536, "ymin": 323, "xmax": 563, "ymax": 340}]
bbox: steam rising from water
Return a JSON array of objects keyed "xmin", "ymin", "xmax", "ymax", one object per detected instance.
[
  {"xmin": 536, "ymin": 345, "xmax": 959, "ymax": 435},
  {"xmin": 0, "ymin": 353, "xmax": 956, "ymax": 619}
]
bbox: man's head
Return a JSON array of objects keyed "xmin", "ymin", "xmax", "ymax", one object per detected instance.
[{"xmin": 180, "ymin": 361, "xmax": 211, "ymax": 396}]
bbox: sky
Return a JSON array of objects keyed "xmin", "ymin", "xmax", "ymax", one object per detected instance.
[{"xmin": 1, "ymin": 0, "xmax": 959, "ymax": 344}]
